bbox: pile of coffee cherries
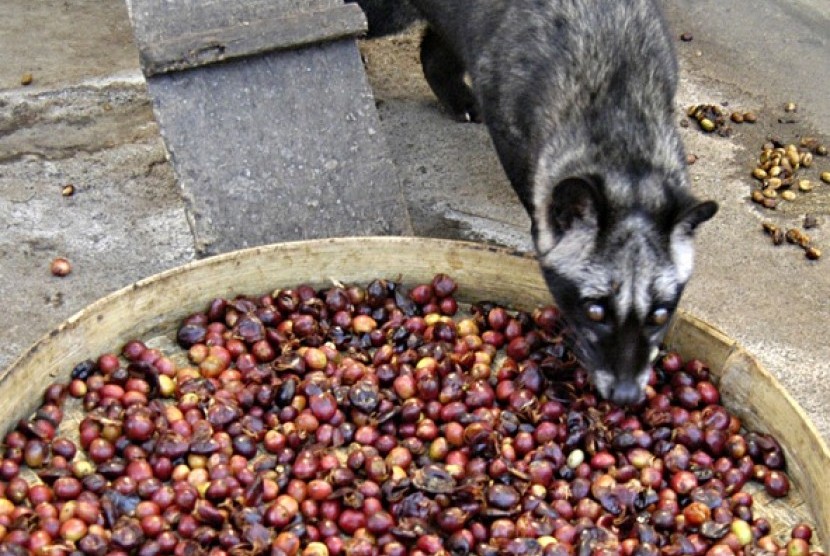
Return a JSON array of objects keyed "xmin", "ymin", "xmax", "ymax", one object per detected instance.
[{"xmin": 0, "ymin": 274, "xmax": 823, "ymax": 556}]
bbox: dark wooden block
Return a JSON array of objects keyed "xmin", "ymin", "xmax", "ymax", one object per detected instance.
[
  {"xmin": 127, "ymin": 0, "xmax": 346, "ymax": 47},
  {"xmin": 135, "ymin": 4, "xmax": 368, "ymax": 76}
]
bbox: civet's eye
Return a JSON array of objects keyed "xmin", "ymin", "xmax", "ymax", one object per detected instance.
[
  {"xmin": 649, "ymin": 307, "xmax": 670, "ymax": 326},
  {"xmin": 586, "ymin": 303, "xmax": 606, "ymax": 323}
]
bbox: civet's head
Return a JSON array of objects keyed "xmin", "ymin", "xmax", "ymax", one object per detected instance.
[{"xmin": 531, "ymin": 173, "xmax": 717, "ymax": 405}]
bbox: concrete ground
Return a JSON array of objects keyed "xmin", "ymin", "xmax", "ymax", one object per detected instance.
[{"xmin": 0, "ymin": 0, "xmax": 828, "ymax": 448}]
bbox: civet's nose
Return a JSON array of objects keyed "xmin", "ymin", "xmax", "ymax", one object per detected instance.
[{"xmin": 610, "ymin": 380, "xmax": 645, "ymax": 406}]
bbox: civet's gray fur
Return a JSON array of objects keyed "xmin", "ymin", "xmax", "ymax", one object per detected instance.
[{"xmin": 352, "ymin": 0, "xmax": 718, "ymax": 404}]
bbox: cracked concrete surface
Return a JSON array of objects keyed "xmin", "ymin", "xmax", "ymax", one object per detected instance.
[
  {"xmin": 0, "ymin": 75, "xmax": 195, "ymax": 370},
  {"xmin": 0, "ymin": 0, "xmax": 828, "ymax": 449}
]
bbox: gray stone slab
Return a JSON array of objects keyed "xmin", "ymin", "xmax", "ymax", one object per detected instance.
[
  {"xmin": 126, "ymin": 0, "xmax": 412, "ymax": 256},
  {"xmin": 144, "ymin": 39, "xmax": 411, "ymax": 256}
]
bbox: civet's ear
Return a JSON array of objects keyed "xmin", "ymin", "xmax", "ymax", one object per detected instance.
[
  {"xmin": 675, "ymin": 200, "xmax": 718, "ymax": 235},
  {"xmin": 549, "ymin": 177, "xmax": 607, "ymax": 236},
  {"xmin": 669, "ymin": 199, "xmax": 718, "ymax": 284}
]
